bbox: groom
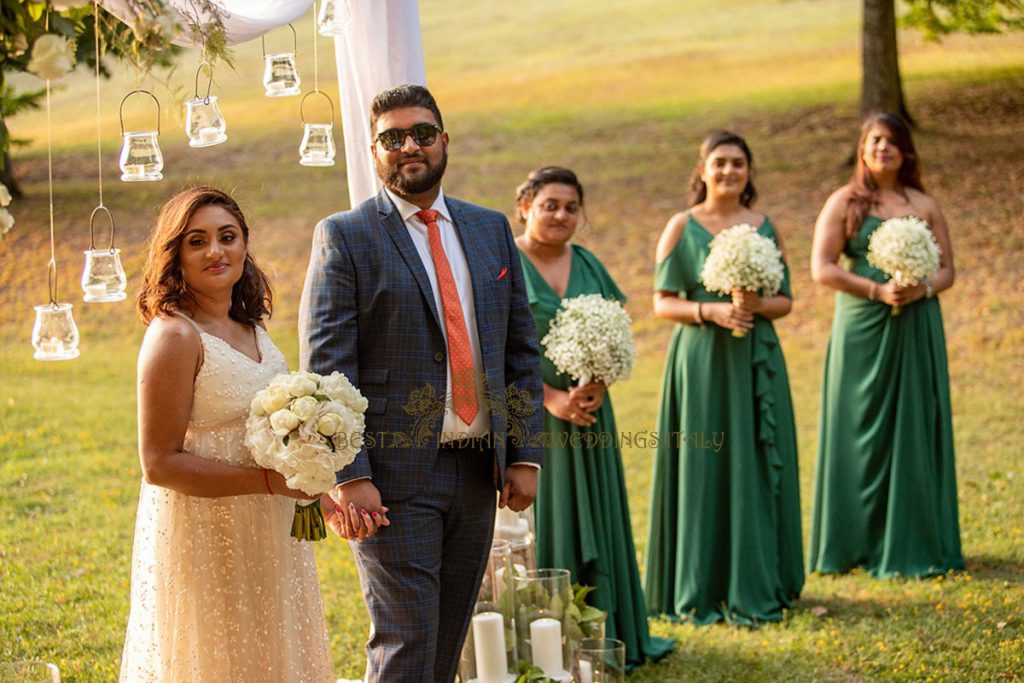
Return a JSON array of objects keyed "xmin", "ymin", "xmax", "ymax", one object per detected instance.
[{"xmin": 299, "ymin": 84, "xmax": 544, "ymax": 683}]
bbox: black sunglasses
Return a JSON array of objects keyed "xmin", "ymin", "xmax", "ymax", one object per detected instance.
[{"xmin": 375, "ymin": 124, "xmax": 443, "ymax": 151}]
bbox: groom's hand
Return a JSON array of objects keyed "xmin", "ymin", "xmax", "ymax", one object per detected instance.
[
  {"xmin": 328, "ymin": 479, "xmax": 391, "ymax": 541},
  {"xmin": 499, "ymin": 465, "xmax": 538, "ymax": 512}
]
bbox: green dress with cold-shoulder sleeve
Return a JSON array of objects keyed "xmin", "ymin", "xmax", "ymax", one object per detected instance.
[
  {"xmin": 807, "ymin": 215, "xmax": 963, "ymax": 578},
  {"xmin": 643, "ymin": 215, "xmax": 804, "ymax": 626},
  {"xmin": 520, "ymin": 244, "xmax": 675, "ymax": 669}
]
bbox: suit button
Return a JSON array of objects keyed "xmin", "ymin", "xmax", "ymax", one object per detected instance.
[{"xmin": 434, "ymin": 352, "xmax": 445, "ymax": 363}]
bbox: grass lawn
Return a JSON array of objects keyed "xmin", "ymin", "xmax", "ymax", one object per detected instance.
[{"xmin": 2, "ymin": 1, "xmax": 1023, "ymax": 680}]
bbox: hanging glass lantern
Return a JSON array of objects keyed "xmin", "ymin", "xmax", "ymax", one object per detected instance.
[
  {"xmin": 118, "ymin": 90, "xmax": 163, "ymax": 182},
  {"xmin": 262, "ymin": 25, "xmax": 302, "ymax": 97},
  {"xmin": 318, "ymin": 0, "xmax": 352, "ymax": 36},
  {"xmin": 185, "ymin": 62, "xmax": 227, "ymax": 148},
  {"xmin": 81, "ymin": 206, "xmax": 127, "ymax": 303},
  {"xmin": 33, "ymin": 265, "xmax": 80, "ymax": 361},
  {"xmin": 298, "ymin": 90, "xmax": 337, "ymax": 167}
]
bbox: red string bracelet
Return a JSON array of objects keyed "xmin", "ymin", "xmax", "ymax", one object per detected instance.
[{"xmin": 262, "ymin": 468, "xmax": 274, "ymax": 495}]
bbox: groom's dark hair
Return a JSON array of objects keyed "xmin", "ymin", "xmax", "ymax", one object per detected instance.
[{"xmin": 370, "ymin": 84, "xmax": 444, "ymax": 133}]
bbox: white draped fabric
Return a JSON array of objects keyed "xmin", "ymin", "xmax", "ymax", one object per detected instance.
[
  {"xmin": 100, "ymin": 0, "xmax": 426, "ymax": 208},
  {"xmin": 332, "ymin": 1, "xmax": 427, "ymax": 207},
  {"xmin": 101, "ymin": 0, "xmax": 314, "ymax": 46}
]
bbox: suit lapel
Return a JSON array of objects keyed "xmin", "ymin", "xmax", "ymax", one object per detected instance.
[{"xmin": 377, "ymin": 191, "xmax": 442, "ymax": 330}]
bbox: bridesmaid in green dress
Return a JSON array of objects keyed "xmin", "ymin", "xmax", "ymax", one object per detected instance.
[
  {"xmin": 514, "ymin": 167, "xmax": 675, "ymax": 668},
  {"xmin": 644, "ymin": 132, "xmax": 804, "ymax": 625},
  {"xmin": 808, "ymin": 112, "xmax": 963, "ymax": 578}
]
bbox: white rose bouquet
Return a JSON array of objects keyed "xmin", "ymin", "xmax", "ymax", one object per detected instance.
[
  {"xmin": 245, "ymin": 370, "xmax": 368, "ymax": 541},
  {"xmin": 866, "ymin": 215, "xmax": 941, "ymax": 316},
  {"xmin": 541, "ymin": 293, "xmax": 634, "ymax": 386},
  {"xmin": 700, "ymin": 223, "xmax": 785, "ymax": 338}
]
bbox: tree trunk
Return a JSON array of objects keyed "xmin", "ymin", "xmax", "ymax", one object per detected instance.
[
  {"xmin": 861, "ymin": 0, "xmax": 913, "ymax": 124},
  {"xmin": 0, "ymin": 149, "xmax": 22, "ymax": 199}
]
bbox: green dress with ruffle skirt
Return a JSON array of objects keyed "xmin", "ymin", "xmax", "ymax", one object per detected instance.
[{"xmin": 643, "ymin": 215, "xmax": 804, "ymax": 626}]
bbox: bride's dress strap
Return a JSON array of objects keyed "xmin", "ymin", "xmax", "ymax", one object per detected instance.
[
  {"xmin": 172, "ymin": 311, "xmax": 207, "ymax": 371},
  {"xmin": 173, "ymin": 311, "xmax": 204, "ymax": 334}
]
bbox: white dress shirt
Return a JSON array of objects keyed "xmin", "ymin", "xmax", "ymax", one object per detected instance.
[{"xmin": 384, "ymin": 187, "xmax": 490, "ymax": 442}]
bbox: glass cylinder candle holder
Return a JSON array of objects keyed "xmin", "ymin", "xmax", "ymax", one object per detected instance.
[
  {"xmin": 459, "ymin": 541, "xmax": 518, "ymax": 683},
  {"xmin": 576, "ymin": 638, "xmax": 626, "ymax": 683},
  {"xmin": 0, "ymin": 660, "xmax": 61, "ymax": 682},
  {"xmin": 32, "ymin": 303, "xmax": 80, "ymax": 361},
  {"xmin": 512, "ymin": 569, "xmax": 573, "ymax": 682},
  {"xmin": 494, "ymin": 502, "xmax": 535, "ymax": 571},
  {"xmin": 318, "ymin": 0, "xmax": 352, "ymax": 35},
  {"xmin": 185, "ymin": 96, "xmax": 227, "ymax": 148}
]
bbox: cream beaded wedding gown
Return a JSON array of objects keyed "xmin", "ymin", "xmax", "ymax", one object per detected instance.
[{"xmin": 119, "ymin": 317, "xmax": 335, "ymax": 682}]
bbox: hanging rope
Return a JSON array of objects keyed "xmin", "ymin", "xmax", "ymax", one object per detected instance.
[
  {"xmin": 312, "ymin": 1, "xmax": 319, "ymax": 93},
  {"xmin": 94, "ymin": 0, "xmax": 104, "ymax": 208}
]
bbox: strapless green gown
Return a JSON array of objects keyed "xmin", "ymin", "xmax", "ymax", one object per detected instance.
[
  {"xmin": 520, "ymin": 244, "xmax": 675, "ymax": 668},
  {"xmin": 807, "ymin": 215, "xmax": 964, "ymax": 578},
  {"xmin": 644, "ymin": 215, "xmax": 804, "ymax": 626}
]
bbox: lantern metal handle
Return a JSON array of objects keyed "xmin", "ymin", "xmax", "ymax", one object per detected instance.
[
  {"xmin": 262, "ymin": 23, "xmax": 298, "ymax": 58},
  {"xmin": 47, "ymin": 260, "xmax": 58, "ymax": 305},
  {"xmin": 119, "ymin": 89, "xmax": 161, "ymax": 135},
  {"xmin": 193, "ymin": 61, "xmax": 214, "ymax": 103},
  {"xmin": 89, "ymin": 205, "xmax": 116, "ymax": 251},
  {"xmin": 300, "ymin": 90, "xmax": 335, "ymax": 127}
]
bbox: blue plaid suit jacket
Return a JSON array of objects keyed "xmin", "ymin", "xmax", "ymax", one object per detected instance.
[{"xmin": 299, "ymin": 189, "xmax": 544, "ymax": 500}]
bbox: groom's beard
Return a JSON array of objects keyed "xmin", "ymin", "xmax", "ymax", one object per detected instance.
[{"xmin": 377, "ymin": 148, "xmax": 448, "ymax": 196}]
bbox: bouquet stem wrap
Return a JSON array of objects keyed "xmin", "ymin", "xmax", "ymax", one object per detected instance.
[{"xmin": 291, "ymin": 499, "xmax": 327, "ymax": 542}]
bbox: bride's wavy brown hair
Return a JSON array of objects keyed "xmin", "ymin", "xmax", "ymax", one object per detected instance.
[
  {"xmin": 844, "ymin": 112, "xmax": 924, "ymax": 239},
  {"xmin": 137, "ymin": 186, "xmax": 273, "ymax": 326}
]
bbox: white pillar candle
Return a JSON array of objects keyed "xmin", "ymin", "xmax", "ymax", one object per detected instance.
[
  {"xmin": 578, "ymin": 659, "xmax": 594, "ymax": 683},
  {"xmin": 83, "ymin": 283, "xmax": 106, "ymax": 298},
  {"xmin": 472, "ymin": 612, "xmax": 508, "ymax": 683},
  {"xmin": 38, "ymin": 339, "xmax": 65, "ymax": 355},
  {"xmin": 122, "ymin": 164, "xmax": 145, "ymax": 177},
  {"xmin": 530, "ymin": 617, "xmax": 564, "ymax": 676}
]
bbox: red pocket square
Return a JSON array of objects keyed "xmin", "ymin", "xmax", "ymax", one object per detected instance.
[{"xmin": 496, "ymin": 267, "xmax": 508, "ymax": 280}]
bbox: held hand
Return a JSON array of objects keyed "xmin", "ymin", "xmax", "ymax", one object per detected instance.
[
  {"xmin": 705, "ymin": 302, "xmax": 754, "ymax": 334},
  {"xmin": 545, "ymin": 388, "xmax": 597, "ymax": 427},
  {"xmin": 731, "ymin": 288, "xmax": 763, "ymax": 313},
  {"xmin": 499, "ymin": 465, "xmax": 538, "ymax": 512},
  {"xmin": 569, "ymin": 381, "xmax": 606, "ymax": 413},
  {"xmin": 878, "ymin": 281, "xmax": 925, "ymax": 308},
  {"xmin": 328, "ymin": 479, "xmax": 390, "ymax": 541}
]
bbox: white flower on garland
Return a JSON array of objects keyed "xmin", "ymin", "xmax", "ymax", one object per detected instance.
[
  {"xmin": 542, "ymin": 293, "xmax": 635, "ymax": 385},
  {"xmin": 700, "ymin": 223, "xmax": 785, "ymax": 297},
  {"xmin": 0, "ymin": 208, "xmax": 13, "ymax": 239},
  {"xmin": 0, "ymin": 183, "xmax": 11, "ymax": 207},
  {"xmin": 27, "ymin": 34, "xmax": 74, "ymax": 81},
  {"xmin": 866, "ymin": 215, "xmax": 941, "ymax": 288},
  {"xmin": 245, "ymin": 370, "xmax": 368, "ymax": 498}
]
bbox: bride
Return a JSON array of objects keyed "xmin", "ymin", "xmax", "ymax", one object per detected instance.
[{"xmin": 120, "ymin": 186, "xmax": 335, "ymax": 682}]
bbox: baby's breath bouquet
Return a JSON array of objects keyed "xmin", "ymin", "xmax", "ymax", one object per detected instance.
[
  {"xmin": 700, "ymin": 223, "xmax": 785, "ymax": 338},
  {"xmin": 541, "ymin": 294, "xmax": 634, "ymax": 387},
  {"xmin": 866, "ymin": 216, "xmax": 941, "ymax": 316},
  {"xmin": 245, "ymin": 370, "xmax": 367, "ymax": 541}
]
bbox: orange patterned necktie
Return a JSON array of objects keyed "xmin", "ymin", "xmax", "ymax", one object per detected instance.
[{"xmin": 415, "ymin": 209, "xmax": 479, "ymax": 425}]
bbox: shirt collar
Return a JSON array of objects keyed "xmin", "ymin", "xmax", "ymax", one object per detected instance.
[{"xmin": 384, "ymin": 186, "xmax": 451, "ymax": 225}]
